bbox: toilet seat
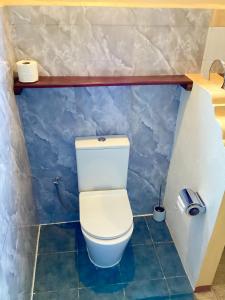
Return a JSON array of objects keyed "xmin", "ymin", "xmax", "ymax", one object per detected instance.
[{"xmin": 80, "ymin": 189, "xmax": 133, "ymax": 240}]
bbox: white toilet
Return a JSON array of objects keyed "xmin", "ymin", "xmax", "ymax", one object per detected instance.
[{"xmin": 75, "ymin": 135, "xmax": 133, "ymax": 268}]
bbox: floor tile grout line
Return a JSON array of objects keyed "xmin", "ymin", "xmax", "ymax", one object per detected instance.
[
  {"xmin": 146, "ymin": 217, "xmax": 194, "ymax": 298},
  {"xmin": 37, "ymin": 244, "xmax": 173, "ymax": 255},
  {"xmin": 124, "ymin": 216, "xmax": 162, "ymax": 297},
  {"xmin": 166, "ymin": 275, "xmax": 189, "ymax": 279},
  {"xmin": 38, "ymin": 249, "xmax": 79, "ymax": 255},
  {"xmin": 40, "ymin": 220, "xmax": 80, "ymax": 226},
  {"xmin": 154, "ymin": 245, "xmax": 171, "ymax": 296},
  {"xmin": 116, "ymin": 255, "xmax": 127, "ymax": 298},
  {"xmin": 78, "ymin": 282, "xmax": 126, "ymax": 290},
  {"xmin": 145, "ymin": 216, "xmax": 171, "ymax": 297},
  {"xmin": 154, "ymin": 241, "xmax": 174, "ymax": 244},
  {"xmin": 30, "ymin": 225, "xmax": 41, "ymax": 300},
  {"xmin": 35, "ymin": 279, "xmax": 177, "ymax": 296},
  {"xmin": 144, "ymin": 216, "xmax": 173, "ymax": 244},
  {"xmin": 134, "ymin": 213, "xmax": 153, "ymax": 218},
  {"xmin": 130, "ymin": 241, "xmax": 174, "ymax": 246},
  {"xmin": 39, "ymin": 214, "xmax": 154, "ymax": 226}
]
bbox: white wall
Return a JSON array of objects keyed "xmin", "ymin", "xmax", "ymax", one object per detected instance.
[
  {"xmin": 201, "ymin": 27, "xmax": 225, "ymax": 78},
  {"xmin": 164, "ymin": 84, "xmax": 225, "ymax": 288}
]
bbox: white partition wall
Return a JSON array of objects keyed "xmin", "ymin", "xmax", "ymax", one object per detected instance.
[{"xmin": 164, "ymin": 84, "xmax": 225, "ymax": 288}]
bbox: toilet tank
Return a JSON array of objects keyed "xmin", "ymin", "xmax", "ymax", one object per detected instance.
[{"xmin": 75, "ymin": 135, "xmax": 130, "ymax": 192}]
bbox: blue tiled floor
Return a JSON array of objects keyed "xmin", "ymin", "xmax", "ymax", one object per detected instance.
[
  {"xmin": 120, "ymin": 244, "xmax": 163, "ymax": 282},
  {"xmin": 33, "ymin": 217, "xmax": 194, "ymax": 299}
]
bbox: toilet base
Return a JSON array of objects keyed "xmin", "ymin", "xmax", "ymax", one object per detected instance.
[
  {"xmin": 81, "ymin": 224, "xmax": 133, "ymax": 268},
  {"xmin": 87, "ymin": 248, "xmax": 121, "ymax": 268}
]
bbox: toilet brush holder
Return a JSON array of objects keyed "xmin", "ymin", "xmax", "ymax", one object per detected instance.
[
  {"xmin": 153, "ymin": 184, "xmax": 166, "ymax": 222},
  {"xmin": 153, "ymin": 205, "xmax": 166, "ymax": 222}
]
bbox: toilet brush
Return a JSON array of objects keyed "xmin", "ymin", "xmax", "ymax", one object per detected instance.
[{"xmin": 153, "ymin": 184, "xmax": 166, "ymax": 222}]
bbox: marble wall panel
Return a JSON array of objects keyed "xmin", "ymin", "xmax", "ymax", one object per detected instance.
[
  {"xmin": 7, "ymin": 6, "xmax": 212, "ymax": 76},
  {"xmin": 0, "ymin": 7, "xmax": 38, "ymax": 300},
  {"xmin": 17, "ymin": 85, "xmax": 181, "ymax": 224}
]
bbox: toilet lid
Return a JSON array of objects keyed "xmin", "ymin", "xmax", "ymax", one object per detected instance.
[{"xmin": 80, "ymin": 189, "xmax": 133, "ymax": 240}]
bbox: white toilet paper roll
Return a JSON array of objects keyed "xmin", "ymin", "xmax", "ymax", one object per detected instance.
[{"xmin": 16, "ymin": 60, "xmax": 39, "ymax": 83}]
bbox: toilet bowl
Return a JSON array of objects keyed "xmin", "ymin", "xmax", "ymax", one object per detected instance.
[
  {"xmin": 82, "ymin": 223, "xmax": 133, "ymax": 268},
  {"xmin": 75, "ymin": 135, "xmax": 133, "ymax": 268},
  {"xmin": 79, "ymin": 189, "xmax": 133, "ymax": 268}
]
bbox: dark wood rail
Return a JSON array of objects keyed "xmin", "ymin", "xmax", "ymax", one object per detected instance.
[{"xmin": 14, "ymin": 75, "xmax": 193, "ymax": 95}]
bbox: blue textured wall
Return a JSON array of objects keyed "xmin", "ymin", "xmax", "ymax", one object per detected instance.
[{"xmin": 17, "ymin": 85, "xmax": 181, "ymax": 224}]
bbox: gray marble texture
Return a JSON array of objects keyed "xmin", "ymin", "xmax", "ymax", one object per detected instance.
[
  {"xmin": 17, "ymin": 84, "xmax": 181, "ymax": 224},
  {"xmin": 0, "ymin": 8, "xmax": 38, "ymax": 300},
  {"xmin": 7, "ymin": 6, "xmax": 212, "ymax": 76}
]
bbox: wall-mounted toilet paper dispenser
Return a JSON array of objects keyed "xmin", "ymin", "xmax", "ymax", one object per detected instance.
[{"xmin": 177, "ymin": 188, "xmax": 206, "ymax": 216}]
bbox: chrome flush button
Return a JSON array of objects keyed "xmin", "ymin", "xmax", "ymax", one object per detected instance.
[{"xmin": 98, "ymin": 137, "xmax": 106, "ymax": 142}]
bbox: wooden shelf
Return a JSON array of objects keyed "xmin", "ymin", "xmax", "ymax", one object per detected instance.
[{"xmin": 14, "ymin": 75, "xmax": 193, "ymax": 95}]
